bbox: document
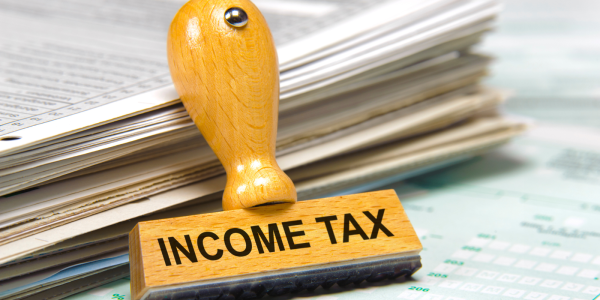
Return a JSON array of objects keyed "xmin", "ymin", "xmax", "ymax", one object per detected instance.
[
  {"xmin": 64, "ymin": 124, "xmax": 600, "ymax": 300},
  {"xmin": 0, "ymin": 0, "xmax": 510, "ymax": 259},
  {"xmin": 0, "ymin": 0, "xmax": 383, "ymax": 149},
  {"xmin": 0, "ymin": 0, "xmax": 180, "ymax": 152},
  {"xmin": 0, "ymin": 0, "xmax": 496, "ymax": 154}
]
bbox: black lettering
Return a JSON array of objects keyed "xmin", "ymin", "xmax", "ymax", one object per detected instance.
[
  {"xmin": 197, "ymin": 232, "xmax": 223, "ymax": 260},
  {"xmin": 157, "ymin": 238, "xmax": 171, "ymax": 266},
  {"xmin": 224, "ymin": 228, "xmax": 252, "ymax": 256},
  {"xmin": 168, "ymin": 235, "xmax": 198, "ymax": 265},
  {"xmin": 315, "ymin": 215, "xmax": 338, "ymax": 244},
  {"xmin": 343, "ymin": 213, "xmax": 369, "ymax": 242},
  {"xmin": 251, "ymin": 223, "xmax": 285, "ymax": 254},
  {"xmin": 282, "ymin": 220, "xmax": 311, "ymax": 250},
  {"xmin": 363, "ymin": 209, "xmax": 394, "ymax": 239}
]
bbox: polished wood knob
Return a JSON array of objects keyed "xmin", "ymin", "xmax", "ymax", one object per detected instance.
[{"xmin": 167, "ymin": 0, "xmax": 297, "ymax": 210}]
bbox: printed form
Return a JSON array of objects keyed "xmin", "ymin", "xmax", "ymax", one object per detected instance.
[{"xmin": 344, "ymin": 124, "xmax": 600, "ymax": 300}]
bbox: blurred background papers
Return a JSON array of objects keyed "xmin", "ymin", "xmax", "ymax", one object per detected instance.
[{"xmin": 0, "ymin": 0, "xmax": 579, "ymax": 298}]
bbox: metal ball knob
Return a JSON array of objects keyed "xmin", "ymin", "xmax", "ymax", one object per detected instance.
[{"xmin": 224, "ymin": 7, "xmax": 248, "ymax": 27}]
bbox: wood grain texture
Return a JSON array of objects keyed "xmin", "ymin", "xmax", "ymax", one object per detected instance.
[
  {"xmin": 129, "ymin": 190, "xmax": 422, "ymax": 299},
  {"xmin": 167, "ymin": 0, "xmax": 296, "ymax": 210},
  {"xmin": 129, "ymin": 225, "xmax": 146, "ymax": 300}
]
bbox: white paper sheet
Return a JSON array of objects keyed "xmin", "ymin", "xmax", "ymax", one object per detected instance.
[{"xmin": 0, "ymin": 0, "xmax": 493, "ymax": 155}]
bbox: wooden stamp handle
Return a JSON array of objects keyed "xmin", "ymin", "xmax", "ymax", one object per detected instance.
[{"xmin": 167, "ymin": 0, "xmax": 296, "ymax": 210}]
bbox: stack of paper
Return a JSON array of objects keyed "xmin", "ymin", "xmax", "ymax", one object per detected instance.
[{"xmin": 0, "ymin": 0, "xmax": 523, "ymax": 298}]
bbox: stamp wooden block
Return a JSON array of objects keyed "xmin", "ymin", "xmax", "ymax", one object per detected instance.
[
  {"xmin": 129, "ymin": 0, "xmax": 423, "ymax": 299},
  {"xmin": 129, "ymin": 190, "xmax": 422, "ymax": 300}
]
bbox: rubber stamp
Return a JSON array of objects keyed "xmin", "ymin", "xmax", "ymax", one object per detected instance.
[{"xmin": 129, "ymin": 1, "xmax": 422, "ymax": 299}]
